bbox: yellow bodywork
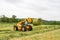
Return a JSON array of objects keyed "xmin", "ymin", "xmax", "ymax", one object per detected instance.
[
  {"xmin": 17, "ymin": 17, "xmax": 33, "ymax": 25},
  {"xmin": 15, "ymin": 17, "xmax": 33, "ymax": 30}
]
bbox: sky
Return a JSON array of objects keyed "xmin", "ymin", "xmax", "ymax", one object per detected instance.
[{"xmin": 0, "ymin": 0, "xmax": 59, "ymax": 21}]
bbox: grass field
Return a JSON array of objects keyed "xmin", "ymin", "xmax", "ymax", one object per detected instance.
[
  {"xmin": 0, "ymin": 23, "xmax": 60, "ymax": 40},
  {"xmin": 11, "ymin": 29, "xmax": 60, "ymax": 40}
]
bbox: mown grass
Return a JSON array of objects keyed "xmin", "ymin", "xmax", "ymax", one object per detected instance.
[
  {"xmin": 17, "ymin": 29, "xmax": 60, "ymax": 40},
  {"xmin": 0, "ymin": 23, "xmax": 60, "ymax": 40}
]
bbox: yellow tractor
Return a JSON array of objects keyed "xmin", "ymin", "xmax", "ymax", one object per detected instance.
[{"xmin": 13, "ymin": 17, "xmax": 33, "ymax": 31}]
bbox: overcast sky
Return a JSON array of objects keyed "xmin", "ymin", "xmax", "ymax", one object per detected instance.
[{"xmin": 0, "ymin": 0, "xmax": 59, "ymax": 21}]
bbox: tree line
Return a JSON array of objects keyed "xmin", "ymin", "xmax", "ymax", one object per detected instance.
[
  {"xmin": 0, "ymin": 15, "xmax": 60, "ymax": 25},
  {"xmin": 0, "ymin": 15, "xmax": 23, "ymax": 23}
]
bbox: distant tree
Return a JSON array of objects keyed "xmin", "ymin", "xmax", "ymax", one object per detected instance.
[
  {"xmin": 12, "ymin": 15, "xmax": 16, "ymax": 22},
  {"xmin": 0, "ymin": 18, "xmax": 1, "ymax": 22},
  {"xmin": 1, "ymin": 15, "xmax": 6, "ymax": 22},
  {"xmin": 12, "ymin": 15, "xmax": 16, "ymax": 19},
  {"xmin": 8, "ymin": 18, "xmax": 12, "ymax": 23}
]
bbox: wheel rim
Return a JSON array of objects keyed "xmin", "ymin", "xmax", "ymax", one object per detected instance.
[
  {"xmin": 26, "ymin": 26, "xmax": 29, "ymax": 29},
  {"xmin": 22, "ymin": 28, "xmax": 25, "ymax": 31}
]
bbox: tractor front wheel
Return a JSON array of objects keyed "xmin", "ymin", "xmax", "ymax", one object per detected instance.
[{"xmin": 14, "ymin": 25, "xmax": 18, "ymax": 31}]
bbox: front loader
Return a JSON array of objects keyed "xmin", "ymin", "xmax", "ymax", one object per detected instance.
[{"xmin": 13, "ymin": 17, "xmax": 33, "ymax": 31}]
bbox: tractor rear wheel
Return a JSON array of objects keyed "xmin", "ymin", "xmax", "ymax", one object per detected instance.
[
  {"xmin": 14, "ymin": 25, "xmax": 18, "ymax": 31},
  {"xmin": 26, "ymin": 25, "xmax": 32, "ymax": 31},
  {"xmin": 21, "ymin": 27, "xmax": 26, "ymax": 31}
]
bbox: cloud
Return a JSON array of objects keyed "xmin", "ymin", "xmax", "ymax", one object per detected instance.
[
  {"xmin": 48, "ymin": 0, "xmax": 59, "ymax": 21},
  {"xmin": 0, "ymin": 0, "xmax": 59, "ymax": 21}
]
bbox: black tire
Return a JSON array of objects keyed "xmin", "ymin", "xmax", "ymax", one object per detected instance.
[
  {"xmin": 26, "ymin": 25, "xmax": 32, "ymax": 31},
  {"xmin": 21, "ymin": 27, "xmax": 26, "ymax": 31},
  {"xmin": 14, "ymin": 25, "xmax": 18, "ymax": 31}
]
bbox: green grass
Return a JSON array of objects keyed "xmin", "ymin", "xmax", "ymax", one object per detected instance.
[
  {"xmin": 0, "ymin": 23, "xmax": 60, "ymax": 40},
  {"xmin": 14, "ymin": 29, "xmax": 60, "ymax": 40}
]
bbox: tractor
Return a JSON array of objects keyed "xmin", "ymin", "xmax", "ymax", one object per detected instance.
[{"xmin": 13, "ymin": 17, "xmax": 33, "ymax": 31}]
